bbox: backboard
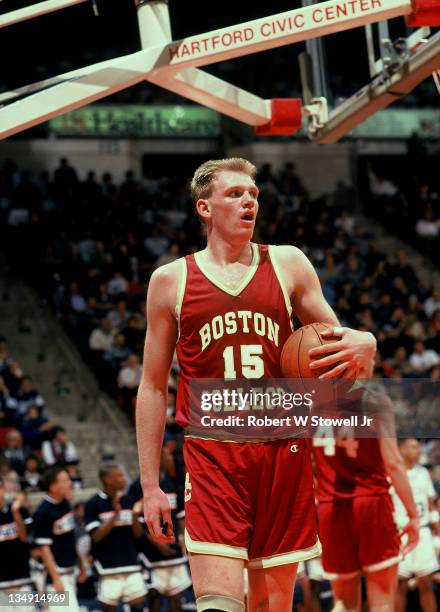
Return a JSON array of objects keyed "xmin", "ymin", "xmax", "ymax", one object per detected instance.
[{"xmin": 0, "ymin": 0, "xmax": 439, "ymax": 142}]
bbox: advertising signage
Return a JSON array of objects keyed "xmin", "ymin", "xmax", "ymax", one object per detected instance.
[{"xmin": 49, "ymin": 105, "xmax": 221, "ymax": 138}]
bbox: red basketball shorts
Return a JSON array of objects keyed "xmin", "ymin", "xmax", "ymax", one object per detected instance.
[
  {"xmin": 318, "ymin": 494, "xmax": 401, "ymax": 578},
  {"xmin": 183, "ymin": 437, "xmax": 321, "ymax": 569}
]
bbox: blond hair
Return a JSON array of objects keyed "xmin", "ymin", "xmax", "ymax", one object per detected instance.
[{"xmin": 190, "ymin": 157, "xmax": 257, "ymax": 203}]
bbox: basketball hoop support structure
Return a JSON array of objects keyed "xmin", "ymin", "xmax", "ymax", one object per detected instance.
[{"xmin": 0, "ymin": 0, "xmax": 439, "ymax": 141}]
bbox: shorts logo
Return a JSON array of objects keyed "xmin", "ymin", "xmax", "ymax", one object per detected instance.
[
  {"xmin": 184, "ymin": 472, "xmax": 192, "ymax": 502},
  {"xmin": 290, "ymin": 444, "xmax": 299, "ymax": 453}
]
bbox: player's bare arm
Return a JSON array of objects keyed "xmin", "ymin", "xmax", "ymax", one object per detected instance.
[
  {"xmin": 136, "ymin": 260, "xmax": 180, "ymax": 543},
  {"xmin": 380, "ymin": 436, "xmax": 419, "ymax": 555},
  {"xmin": 273, "ymin": 244, "xmax": 376, "ymax": 378}
]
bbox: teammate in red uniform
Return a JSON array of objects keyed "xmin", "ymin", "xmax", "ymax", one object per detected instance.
[
  {"xmin": 313, "ymin": 389, "xmax": 420, "ymax": 612},
  {"xmin": 136, "ymin": 158, "xmax": 377, "ymax": 612}
]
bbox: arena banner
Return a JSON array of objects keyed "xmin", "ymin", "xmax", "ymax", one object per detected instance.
[
  {"xmin": 48, "ymin": 105, "xmax": 221, "ymax": 138},
  {"xmin": 187, "ymin": 379, "xmax": 439, "ymax": 441}
]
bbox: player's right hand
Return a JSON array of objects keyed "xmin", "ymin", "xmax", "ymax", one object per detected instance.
[
  {"xmin": 400, "ymin": 516, "xmax": 420, "ymax": 556},
  {"xmin": 53, "ymin": 577, "xmax": 65, "ymax": 593},
  {"xmin": 143, "ymin": 487, "xmax": 175, "ymax": 543}
]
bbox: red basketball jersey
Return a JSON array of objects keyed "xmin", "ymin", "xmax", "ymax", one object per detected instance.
[
  {"xmin": 313, "ymin": 437, "xmax": 390, "ymax": 502},
  {"xmin": 175, "ymin": 243, "xmax": 293, "ymax": 428}
]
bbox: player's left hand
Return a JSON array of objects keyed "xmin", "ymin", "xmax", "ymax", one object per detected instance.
[
  {"xmin": 309, "ymin": 327, "xmax": 376, "ymax": 379},
  {"xmin": 400, "ymin": 516, "xmax": 420, "ymax": 556},
  {"xmin": 77, "ymin": 568, "xmax": 88, "ymax": 584},
  {"xmin": 11, "ymin": 493, "xmax": 25, "ymax": 512}
]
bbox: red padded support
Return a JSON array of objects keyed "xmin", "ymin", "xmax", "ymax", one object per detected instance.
[
  {"xmin": 406, "ymin": 0, "xmax": 440, "ymax": 26},
  {"xmin": 255, "ymin": 98, "xmax": 302, "ymax": 136}
]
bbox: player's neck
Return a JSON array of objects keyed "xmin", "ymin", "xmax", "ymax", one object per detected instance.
[
  {"xmin": 405, "ymin": 460, "xmax": 417, "ymax": 469},
  {"xmin": 204, "ymin": 235, "xmax": 253, "ymax": 266}
]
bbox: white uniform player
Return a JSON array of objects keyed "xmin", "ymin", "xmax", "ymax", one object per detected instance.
[{"xmin": 392, "ymin": 439, "xmax": 439, "ymax": 612}]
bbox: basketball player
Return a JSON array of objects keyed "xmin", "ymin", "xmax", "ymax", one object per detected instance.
[
  {"xmin": 393, "ymin": 438, "xmax": 438, "ymax": 612},
  {"xmin": 313, "ymin": 390, "xmax": 420, "ymax": 612},
  {"xmin": 136, "ymin": 158, "xmax": 377, "ymax": 612}
]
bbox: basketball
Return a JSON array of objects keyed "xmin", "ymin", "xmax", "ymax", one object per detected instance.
[{"xmin": 280, "ymin": 322, "xmax": 337, "ymax": 379}]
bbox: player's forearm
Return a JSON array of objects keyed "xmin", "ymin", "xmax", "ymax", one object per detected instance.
[
  {"xmin": 39, "ymin": 546, "xmax": 61, "ymax": 583},
  {"xmin": 11, "ymin": 509, "xmax": 27, "ymax": 542},
  {"xmin": 91, "ymin": 516, "xmax": 117, "ymax": 543},
  {"xmin": 380, "ymin": 437, "xmax": 417, "ymax": 518},
  {"xmin": 386, "ymin": 459, "xmax": 418, "ymax": 519},
  {"xmin": 136, "ymin": 381, "xmax": 168, "ymax": 491}
]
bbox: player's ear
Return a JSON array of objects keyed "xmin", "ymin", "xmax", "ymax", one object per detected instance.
[{"xmin": 196, "ymin": 198, "xmax": 211, "ymax": 220}]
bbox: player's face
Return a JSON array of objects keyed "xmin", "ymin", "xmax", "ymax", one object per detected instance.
[
  {"xmin": 401, "ymin": 439, "xmax": 421, "ymax": 464},
  {"xmin": 199, "ymin": 170, "xmax": 259, "ymax": 238},
  {"xmin": 109, "ymin": 468, "xmax": 127, "ymax": 492},
  {"xmin": 53, "ymin": 471, "xmax": 73, "ymax": 498}
]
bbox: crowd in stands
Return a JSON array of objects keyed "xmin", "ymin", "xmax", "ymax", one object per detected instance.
[
  {"xmin": 0, "ymin": 336, "xmax": 82, "ymax": 494},
  {"xmin": 365, "ymin": 137, "xmax": 440, "ymax": 266},
  {"xmin": 1, "ymin": 156, "xmax": 440, "ymax": 609}
]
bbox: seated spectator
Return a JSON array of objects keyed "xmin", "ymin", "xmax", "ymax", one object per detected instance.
[
  {"xmin": 20, "ymin": 405, "xmax": 54, "ymax": 449},
  {"xmin": 65, "ymin": 460, "xmax": 83, "ymax": 490},
  {"xmin": 123, "ymin": 315, "xmax": 146, "ymax": 353},
  {"xmin": 90, "ymin": 282, "xmax": 114, "ymax": 319},
  {"xmin": 21, "ymin": 454, "xmax": 43, "ymax": 492},
  {"xmin": 0, "ymin": 458, "xmax": 20, "ymax": 496},
  {"xmin": 65, "ymin": 281, "xmax": 88, "ymax": 314},
  {"xmin": 103, "ymin": 333, "xmax": 132, "ymax": 373},
  {"xmin": 88, "ymin": 318, "xmax": 115, "ymax": 354},
  {"xmin": 154, "ymin": 242, "xmax": 180, "ymax": 269},
  {"xmin": 0, "ymin": 376, "xmax": 18, "ymax": 426},
  {"xmin": 415, "ymin": 210, "xmax": 439, "ymax": 238},
  {"xmin": 386, "ymin": 347, "xmax": 413, "ymax": 377},
  {"xmin": 0, "ymin": 337, "xmax": 23, "ymax": 394},
  {"xmin": 144, "ymin": 226, "xmax": 169, "ymax": 260},
  {"xmin": 107, "ymin": 271, "xmax": 129, "ymax": 299},
  {"xmin": 41, "ymin": 426, "xmax": 79, "ymax": 467},
  {"xmin": 117, "ymin": 354, "xmax": 142, "ymax": 418},
  {"xmin": 13, "ymin": 377, "xmax": 45, "ymax": 419},
  {"xmin": 0, "ymin": 336, "xmax": 14, "ymax": 378},
  {"xmin": 108, "ymin": 300, "xmax": 131, "ymax": 331},
  {"xmin": 1, "ymin": 429, "xmax": 29, "ymax": 476},
  {"xmin": 424, "ymin": 290, "xmax": 440, "ymax": 319},
  {"xmin": 408, "ymin": 341, "xmax": 439, "ymax": 375}
]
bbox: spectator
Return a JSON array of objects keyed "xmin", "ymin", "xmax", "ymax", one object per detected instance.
[
  {"xmin": 424, "ymin": 289, "xmax": 440, "ymax": 319},
  {"xmin": 108, "ymin": 300, "xmax": 132, "ymax": 331},
  {"xmin": 415, "ymin": 210, "xmax": 439, "ymax": 238},
  {"xmin": 33, "ymin": 467, "xmax": 84, "ymax": 610},
  {"xmin": 409, "ymin": 341, "xmax": 439, "ymax": 375},
  {"xmin": 107, "ymin": 272, "xmax": 129, "ymax": 298},
  {"xmin": 20, "ymin": 404, "xmax": 54, "ymax": 449},
  {"xmin": 90, "ymin": 282, "xmax": 114, "ymax": 319},
  {"xmin": 89, "ymin": 318, "xmax": 115, "ymax": 354},
  {"xmin": 65, "ymin": 460, "xmax": 83, "ymax": 490},
  {"xmin": 0, "ymin": 336, "xmax": 15, "ymax": 377},
  {"xmin": 117, "ymin": 354, "xmax": 142, "ymax": 418},
  {"xmin": 144, "ymin": 227, "xmax": 169, "ymax": 259},
  {"xmin": 0, "ymin": 376, "xmax": 18, "ymax": 426},
  {"xmin": 0, "ymin": 480, "xmax": 34, "ymax": 610},
  {"xmin": 13, "ymin": 376, "xmax": 45, "ymax": 418},
  {"xmin": 103, "ymin": 333, "xmax": 132, "ymax": 373},
  {"xmin": 53, "ymin": 157, "xmax": 78, "ymax": 188},
  {"xmin": 84, "ymin": 463, "xmax": 146, "ymax": 611},
  {"xmin": 21, "ymin": 454, "xmax": 43, "ymax": 492},
  {"xmin": 41, "ymin": 427, "xmax": 78, "ymax": 468},
  {"xmin": 1, "ymin": 429, "xmax": 29, "ymax": 476},
  {"xmin": 0, "ymin": 457, "xmax": 20, "ymax": 497}
]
